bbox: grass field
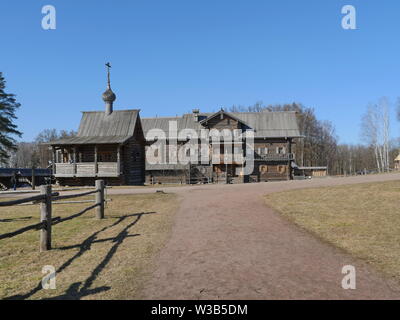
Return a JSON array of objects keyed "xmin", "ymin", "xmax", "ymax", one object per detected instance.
[
  {"xmin": 0, "ymin": 192, "xmax": 178, "ymax": 299},
  {"xmin": 265, "ymin": 180, "xmax": 400, "ymax": 283}
]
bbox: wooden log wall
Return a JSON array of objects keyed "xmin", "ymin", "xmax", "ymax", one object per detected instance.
[{"xmin": 122, "ymin": 137, "xmax": 145, "ymax": 185}]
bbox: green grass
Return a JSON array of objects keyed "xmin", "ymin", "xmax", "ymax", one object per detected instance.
[{"xmin": 0, "ymin": 193, "xmax": 178, "ymax": 299}]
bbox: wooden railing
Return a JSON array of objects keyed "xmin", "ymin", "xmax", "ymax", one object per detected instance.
[
  {"xmin": 76, "ymin": 163, "xmax": 96, "ymax": 176},
  {"xmin": 254, "ymin": 153, "xmax": 294, "ymax": 161},
  {"xmin": 0, "ymin": 180, "xmax": 105, "ymax": 252},
  {"xmin": 208, "ymin": 153, "xmax": 295, "ymax": 164},
  {"xmin": 55, "ymin": 162, "xmax": 119, "ymax": 177},
  {"xmin": 98, "ymin": 162, "xmax": 118, "ymax": 177},
  {"xmin": 55, "ymin": 163, "xmax": 75, "ymax": 175}
]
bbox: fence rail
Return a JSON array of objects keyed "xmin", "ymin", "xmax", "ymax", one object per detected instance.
[
  {"xmin": 0, "ymin": 193, "xmax": 59, "ymax": 207},
  {"xmin": 0, "ymin": 180, "xmax": 106, "ymax": 252},
  {"xmin": 52, "ymin": 189, "xmax": 98, "ymax": 201}
]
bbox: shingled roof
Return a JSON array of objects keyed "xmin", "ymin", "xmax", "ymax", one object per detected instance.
[
  {"xmin": 49, "ymin": 110, "xmax": 140, "ymax": 145},
  {"xmin": 142, "ymin": 111, "xmax": 301, "ymax": 139}
]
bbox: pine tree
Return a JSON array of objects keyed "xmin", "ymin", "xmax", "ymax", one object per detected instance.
[{"xmin": 0, "ymin": 72, "xmax": 22, "ymax": 164}]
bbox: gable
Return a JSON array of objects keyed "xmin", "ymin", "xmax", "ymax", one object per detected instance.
[
  {"xmin": 199, "ymin": 110, "xmax": 250, "ymax": 129},
  {"xmin": 201, "ymin": 112, "xmax": 241, "ymax": 130},
  {"xmin": 132, "ymin": 114, "xmax": 145, "ymax": 142}
]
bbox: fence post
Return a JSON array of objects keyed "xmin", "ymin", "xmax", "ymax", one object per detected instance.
[
  {"xmin": 40, "ymin": 185, "xmax": 52, "ymax": 252},
  {"xmin": 95, "ymin": 180, "xmax": 105, "ymax": 219},
  {"xmin": 31, "ymin": 168, "xmax": 36, "ymax": 190},
  {"xmin": 188, "ymin": 163, "xmax": 191, "ymax": 185}
]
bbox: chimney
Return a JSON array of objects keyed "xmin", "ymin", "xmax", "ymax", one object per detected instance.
[{"xmin": 192, "ymin": 109, "xmax": 200, "ymax": 122}]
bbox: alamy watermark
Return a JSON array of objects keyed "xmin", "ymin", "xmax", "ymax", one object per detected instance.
[
  {"xmin": 342, "ymin": 5, "xmax": 356, "ymax": 30},
  {"xmin": 41, "ymin": 5, "xmax": 56, "ymax": 30},
  {"xmin": 41, "ymin": 265, "xmax": 56, "ymax": 290},
  {"xmin": 341, "ymin": 265, "xmax": 356, "ymax": 290},
  {"xmin": 40, "ymin": 5, "xmax": 356, "ymax": 31}
]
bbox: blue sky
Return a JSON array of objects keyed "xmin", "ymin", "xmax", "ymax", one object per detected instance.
[{"xmin": 1, "ymin": 0, "xmax": 400, "ymax": 143}]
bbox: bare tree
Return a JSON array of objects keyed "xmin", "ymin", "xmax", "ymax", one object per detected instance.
[
  {"xmin": 382, "ymin": 98, "xmax": 390, "ymax": 171},
  {"xmin": 8, "ymin": 142, "xmax": 39, "ymax": 168},
  {"xmin": 397, "ymin": 98, "xmax": 400, "ymax": 123},
  {"xmin": 360, "ymin": 98, "xmax": 391, "ymax": 172},
  {"xmin": 361, "ymin": 104, "xmax": 381, "ymax": 172},
  {"xmin": 6, "ymin": 129, "xmax": 77, "ymax": 169},
  {"xmin": 35, "ymin": 129, "xmax": 76, "ymax": 168}
]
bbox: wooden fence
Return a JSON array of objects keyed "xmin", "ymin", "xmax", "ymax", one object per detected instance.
[{"xmin": 0, "ymin": 180, "xmax": 105, "ymax": 252}]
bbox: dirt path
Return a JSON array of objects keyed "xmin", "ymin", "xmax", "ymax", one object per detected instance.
[{"xmin": 138, "ymin": 173, "xmax": 400, "ymax": 299}]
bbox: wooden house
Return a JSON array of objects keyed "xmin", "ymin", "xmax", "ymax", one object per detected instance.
[
  {"xmin": 142, "ymin": 109, "xmax": 302, "ymax": 184},
  {"xmin": 395, "ymin": 154, "xmax": 400, "ymax": 171},
  {"xmin": 48, "ymin": 66, "xmax": 145, "ymax": 186}
]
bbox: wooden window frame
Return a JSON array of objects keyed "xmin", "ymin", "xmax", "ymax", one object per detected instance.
[{"xmin": 277, "ymin": 165, "xmax": 286, "ymax": 174}]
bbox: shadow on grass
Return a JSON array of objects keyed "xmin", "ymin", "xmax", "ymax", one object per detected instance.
[
  {"xmin": 5, "ymin": 211, "xmax": 156, "ymax": 300},
  {"xmin": 0, "ymin": 216, "xmax": 32, "ymax": 223}
]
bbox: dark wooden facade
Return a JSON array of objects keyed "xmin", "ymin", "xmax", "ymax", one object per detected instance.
[{"xmin": 142, "ymin": 110, "xmax": 301, "ymax": 184}]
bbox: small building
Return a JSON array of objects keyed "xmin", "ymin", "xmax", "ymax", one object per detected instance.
[
  {"xmin": 294, "ymin": 166, "xmax": 328, "ymax": 178},
  {"xmin": 48, "ymin": 64, "xmax": 145, "ymax": 186},
  {"xmin": 395, "ymin": 154, "xmax": 400, "ymax": 171}
]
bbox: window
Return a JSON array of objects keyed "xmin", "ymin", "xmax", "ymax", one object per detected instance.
[
  {"xmin": 260, "ymin": 165, "xmax": 268, "ymax": 173},
  {"xmin": 257, "ymin": 147, "xmax": 268, "ymax": 156},
  {"xmin": 277, "ymin": 147, "xmax": 286, "ymax": 154},
  {"xmin": 278, "ymin": 165, "xmax": 286, "ymax": 174}
]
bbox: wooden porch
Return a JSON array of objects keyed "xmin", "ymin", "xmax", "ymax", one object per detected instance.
[
  {"xmin": 52, "ymin": 144, "xmax": 122, "ymax": 178},
  {"xmin": 55, "ymin": 162, "xmax": 119, "ymax": 177}
]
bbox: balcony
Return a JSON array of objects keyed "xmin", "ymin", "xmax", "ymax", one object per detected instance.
[
  {"xmin": 254, "ymin": 153, "xmax": 295, "ymax": 161},
  {"xmin": 208, "ymin": 153, "xmax": 295, "ymax": 164},
  {"xmin": 55, "ymin": 162, "xmax": 120, "ymax": 178}
]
